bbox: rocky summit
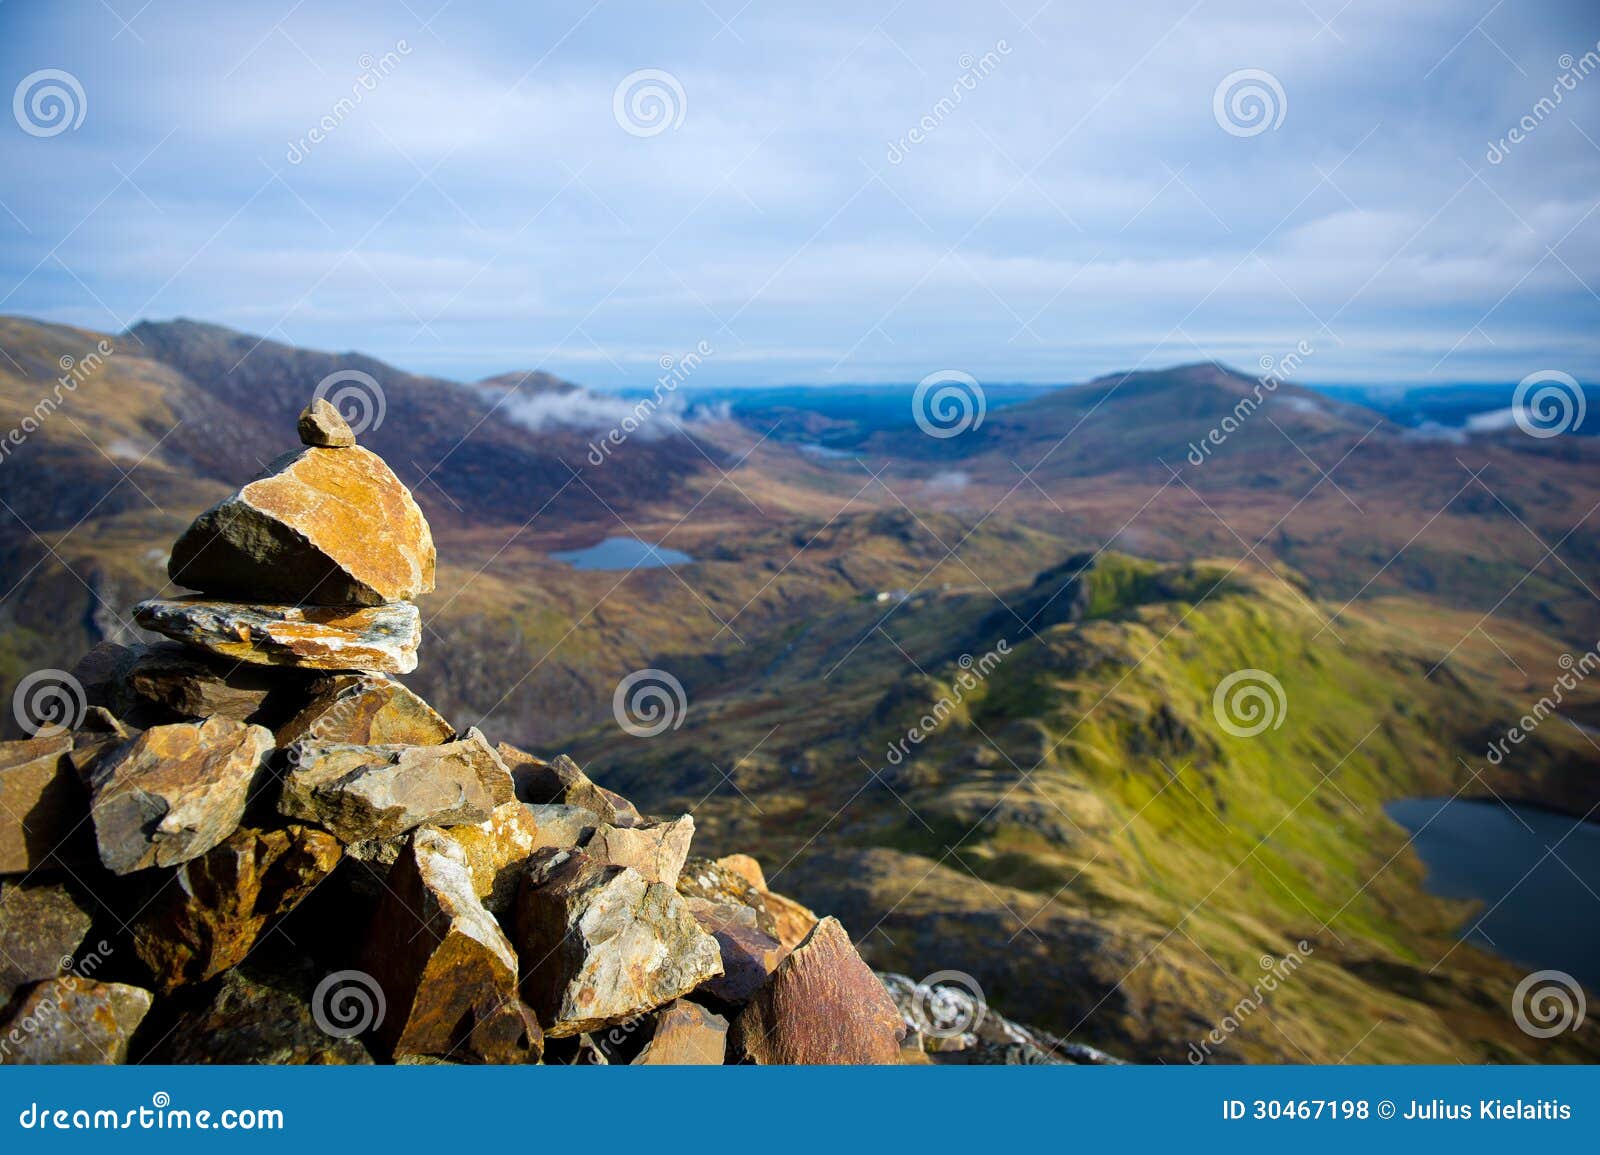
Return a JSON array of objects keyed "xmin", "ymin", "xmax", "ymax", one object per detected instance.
[{"xmin": 0, "ymin": 403, "xmax": 1110, "ymax": 1067}]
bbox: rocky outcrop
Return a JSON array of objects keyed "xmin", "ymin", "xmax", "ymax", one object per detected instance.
[{"xmin": 0, "ymin": 403, "xmax": 1073, "ymax": 1067}]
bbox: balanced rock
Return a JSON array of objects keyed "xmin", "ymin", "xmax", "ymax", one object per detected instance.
[
  {"xmin": 275, "ymin": 674, "xmax": 453, "ymax": 746},
  {"xmin": 298, "ymin": 398, "xmax": 356, "ymax": 447},
  {"xmin": 730, "ymin": 916, "xmax": 903, "ymax": 1065},
  {"xmin": 633, "ymin": 1000, "xmax": 728, "ymax": 1065},
  {"xmin": 167, "ymin": 444, "xmax": 434, "ymax": 606},
  {"xmin": 436, "ymin": 802, "xmax": 595, "ymax": 915},
  {"xmin": 0, "ymin": 735, "xmax": 83, "ymax": 873},
  {"xmin": 686, "ymin": 897, "xmax": 786, "ymax": 1005},
  {"xmin": 365, "ymin": 828, "xmax": 542, "ymax": 1064},
  {"xmin": 0, "ymin": 977, "xmax": 153, "ymax": 1064},
  {"xmin": 514, "ymin": 848, "xmax": 723, "ymax": 1038},
  {"xmin": 279, "ymin": 727, "xmax": 514, "ymax": 844},
  {"xmin": 131, "ymin": 825, "xmax": 341, "ymax": 991},
  {"xmin": 134, "ymin": 597, "xmax": 421, "ymax": 675},
  {"xmin": 89, "ymin": 716, "xmax": 273, "ymax": 875},
  {"xmin": 0, "ymin": 881, "xmax": 93, "ymax": 1006},
  {"xmin": 582, "ymin": 814, "xmax": 694, "ymax": 886}
]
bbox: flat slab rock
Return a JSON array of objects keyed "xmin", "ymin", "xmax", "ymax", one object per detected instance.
[
  {"xmin": 731, "ymin": 916, "xmax": 904, "ymax": 1065},
  {"xmin": 89, "ymin": 716, "xmax": 273, "ymax": 876},
  {"xmin": 120, "ymin": 641, "xmax": 319, "ymax": 727},
  {"xmin": 279, "ymin": 726, "xmax": 514, "ymax": 845},
  {"xmin": 364, "ymin": 828, "xmax": 542, "ymax": 1064},
  {"xmin": 0, "ymin": 977, "xmax": 153, "ymax": 1064},
  {"xmin": 514, "ymin": 848, "xmax": 724, "ymax": 1039},
  {"xmin": 132, "ymin": 825, "xmax": 342, "ymax": 991},
  {"xmin": 134, "ymin": 597, "xmax": 421, "ymax": 675},
  {"xmin": 167, "ymin": 444, "xmax": 435, "ymax": 606}
]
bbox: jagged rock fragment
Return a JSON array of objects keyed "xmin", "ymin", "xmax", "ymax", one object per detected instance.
[
  {"xmin": 89, "ymin": 717, "xmax": 273, "ymax": 875},
  {"xmin": 279, "ymin": 727, "xmax": 513, "ymax": 843},
  {"xmin": 498, "ymin": 746, "xmax": 636, "ymax": 823},
  {"xmin": 275, "ymin": 674, "xmax": 453, "ymax": 746},
  {"xmin": 364, "ymin": 828, "xmax": 542, "ymax": 1063},
  {"xmin": 0, "ymin": 881, "xmax": 93, "ymax": 1006},
  {"xmin": 514, "ymin": 848, "xmax": 723, "ymax": 1038},
  {"xmin": 731, "ymin": 916, "xmax": 903, "ymax": 1065},
  {"xmin": 686, "ymin": 898, "xmax": 786, "ymax": 1004},
  {"xmin": 0, "ymin": 735, "xmax": 81, "ymax": 873},
  {"xmin": 435, "ymin": 802, "xmax": 595, "ymax": 914},
  {"xmin": 131, "ymin": 825, "xmax": 341, "ymax": 991},
  {"xmin": 0, "ymin": 977, "xmax": 153, "ymax": 1064},
  {"xmin": 134, "ymin": 597, "xmax": 421, "ymax": 675},
  {"xmin": 717, "ymin": 853, "xmax": 767, "ymax": 890},
  {"xmin": 633, "ymin": 1000, "xmax": 728, "ymax": 1065},
  {"xmin": 677, "ymin": 855, "xmax": 779, "ymax": 939},
  {"xmin": 581, "ymin": 814, "xmax": 694, "ymax": 886},
  {"xmin": 298, "ymin": 398, "xmax": 356, "ymax": 447},
  {"xmin": 762, "ymin": 887, "xmax": 820, "ymax": 953},
  {"xmin": 167, "ymin": 445, "xmax": 434, "ymax": 606}
]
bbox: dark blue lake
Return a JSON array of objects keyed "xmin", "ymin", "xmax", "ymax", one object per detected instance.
[
  {"xmin": 548, "ymin": 536, "xmax": 692, "ymax": 571},
  {"xmin": 1386, "ymin": 797, "xmax": 1600, "ymax": 992}
]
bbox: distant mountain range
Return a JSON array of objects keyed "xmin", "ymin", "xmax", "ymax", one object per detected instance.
[{"xmin": 2, "ymin": 313, "xmax": 1596, "ymax": 1063}]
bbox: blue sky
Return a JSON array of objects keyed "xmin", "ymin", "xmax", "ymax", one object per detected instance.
[{"xmin": 1, "ymin": 0, "xmax": 1597, "ymax": 389}]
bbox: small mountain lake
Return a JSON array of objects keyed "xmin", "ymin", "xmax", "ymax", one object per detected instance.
[
  {"xmin": 548, "ymin": 536, "xmax": 692, "ymax": 571},
  {"xmin": 1386, "ymin": 797, "xmax": 1600, "ymax": 991}
]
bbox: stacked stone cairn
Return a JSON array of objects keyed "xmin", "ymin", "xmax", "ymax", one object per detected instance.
[{"xmin": 0, "ymin": 400, "xmax": 931, "ymax": 1066}]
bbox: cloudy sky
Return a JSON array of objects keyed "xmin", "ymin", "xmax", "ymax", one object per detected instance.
[{"xmin": 1, "ymin": 0, "xmax": 1597, "ymax": 389}]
